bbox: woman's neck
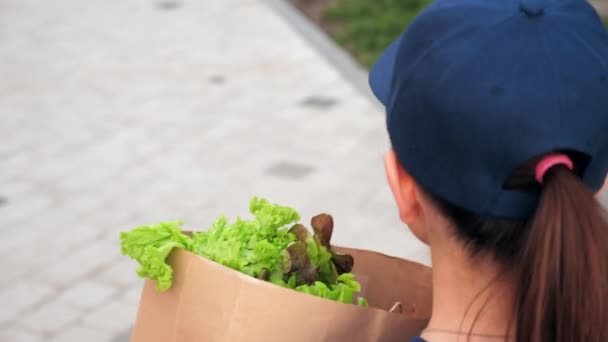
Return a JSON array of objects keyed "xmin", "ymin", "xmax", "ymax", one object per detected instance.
[{"xmin": 422, "ymin": 237, "xmax": 516, "ymax": 342}]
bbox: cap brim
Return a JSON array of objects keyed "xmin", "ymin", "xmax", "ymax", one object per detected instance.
[{"xmin": 369, "ymin": 33, "xmax": 404, "ymax": 106}]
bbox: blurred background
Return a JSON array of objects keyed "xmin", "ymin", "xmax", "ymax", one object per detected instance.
[{"xmin": 1, "ymin": 0, "xmax": 607, "ymax": 341}]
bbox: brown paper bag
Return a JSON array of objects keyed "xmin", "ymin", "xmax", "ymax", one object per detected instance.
[{"xmin": 131, "ymin": 245, "xmax": 432, "ymax": 342}]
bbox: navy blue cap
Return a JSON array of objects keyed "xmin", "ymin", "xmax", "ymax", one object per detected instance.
[{"xmin": 370, "ymin": 0, "xmax": 608, "ymax": 219}]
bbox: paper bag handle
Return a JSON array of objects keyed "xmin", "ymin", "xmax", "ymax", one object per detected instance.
[{"xmin": 389, "ymin": 302, "xmax": 403, "ymax": 314}]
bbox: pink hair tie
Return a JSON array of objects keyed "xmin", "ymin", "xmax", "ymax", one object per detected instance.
[{"xmin": 535, "ymin": 153, "xmax": 574, "ymax": 184}]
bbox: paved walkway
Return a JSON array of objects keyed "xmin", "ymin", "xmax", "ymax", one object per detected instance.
[
  {"xmin": 592, "ymin": 0, "xmax": 608, "ymax": 17},
  {"xmin": 1, "ymin": 1, "xmax": 606, "ymax": 341},
  {"xmin": 0, "ymin": 1, "xmax": 429, "ymax": 341}
]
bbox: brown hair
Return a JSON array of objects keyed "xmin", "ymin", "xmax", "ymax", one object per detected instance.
[{"xmin": 429, "ymin": 152, "xmax": 608, "ymax": 342}]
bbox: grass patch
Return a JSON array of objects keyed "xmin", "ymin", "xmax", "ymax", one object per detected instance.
[
  {"xmin": 321, "ymin": 1, "xmax": 608, "ymax": 69},
  {"xmin": 323, "ymin": 0, "xmax": 432, "ymax": 69}
]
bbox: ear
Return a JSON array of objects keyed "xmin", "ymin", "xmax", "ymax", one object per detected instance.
[{"xmin": 384, "ymin": 149, "xmax": 422, "ymax": 225}]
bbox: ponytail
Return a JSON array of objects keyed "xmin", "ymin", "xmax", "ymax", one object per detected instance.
[
  {"xmin": 427, "ymin": 154, "xmax": 608, "ymax": 342},
  {"xmin": 515, "ymin": 166, "xmax": 608, "ymax": 342}
]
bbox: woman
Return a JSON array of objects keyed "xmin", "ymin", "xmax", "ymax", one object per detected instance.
[{"xmin": 369, "ymin": 0, "xmax": 608, "ymax": 341}]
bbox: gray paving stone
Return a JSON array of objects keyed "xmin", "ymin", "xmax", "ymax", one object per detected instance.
[
  {"xmin": 56, "ymin": 280, "xmax": 117, "ymax": 311},
  {"xmin": 264, "ymin": 160, "xmax": 316, "ymax": 180},
  {"xmin": 51, "ymin": 224, "xmax": 107, "ymax": 253},
  {"xmin": 50, "ymin": 326, "xmax": 115, "ymax": 342},
  {"xmin": 110, "ymin": 329, "xmax": 131, "ymax": 342},
  {"xmin": 3, "ymin": 260, "xmax": 32, "ymax": 290},
  {"xmin": 96, "ymin": 259, "xmax": 142, "ymax": 288},
  {"xmin": 83, "ymin": 302, "xmax": 138, "ymax": 333},
  {"xmin": 120, "ymin": 284, "xmax": 144, "ymax": 306},
  {"xmin": 0, "ymin": 180, "xmax": 35, "ymax": 201},
  {"xmin": 0, "ymin": 281, "xmax": 54, "ymax": 325},
  {"xmin": 0, "ymin": 227, "xmax": 43, "ymax": 257},
  {"xmin": 0, "ymin": 220, "xmax": 106, "ymax": 271},
  {"xmin": 0, "ymin": 328, "xmax": 43, "ymax": 342},
  {"xmin": 56, "ymin": 192, "xmax": 109, "ymax": 217},
  {"xmin": 0, "ymin": 194, "xmax": 54, "ymax": 227},
  {"xmin": 34, "ymin": 238, "xmax": 120, "ymax": 287},
  {"xmin": 17, "ymin": 300, "xmax": 80, "ymax": 336}
]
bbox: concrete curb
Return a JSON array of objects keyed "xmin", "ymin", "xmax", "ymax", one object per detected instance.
[
  {"xmin": 265, "ymin": 0, "xmax": 383, "ymax": 111},
  {"xmin": 591, "ymin": 1, "xmax": 608, "ymax": 17}
]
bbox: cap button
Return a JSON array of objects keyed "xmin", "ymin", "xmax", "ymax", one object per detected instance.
[{"xmin": 519, "ymin": 0, "xmax": 544, "ymax": 17}]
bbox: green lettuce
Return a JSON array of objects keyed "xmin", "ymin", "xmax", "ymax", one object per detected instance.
[
  {"xmin": 191, "ymin": 197, "xmax": 299, "ymax": 279},
  {"xmin": 120, "ymin": 221, "xmax": 193, "ymax": 291},
  {"xmin": 120, "ymin": 197, "xmax": 366, "ymax": 306}
]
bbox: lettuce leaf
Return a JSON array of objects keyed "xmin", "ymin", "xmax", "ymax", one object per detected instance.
[
  {"xmin": 294, "ymin": 272, "xmax": 364, "ymax": 305},
  {"xmin": 191, "ymin": 197, "xmax": 299, "ymax": 278},
  {"xmin": 120, "ymin": 221, "xmax": 193, "ymax": 291}
]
